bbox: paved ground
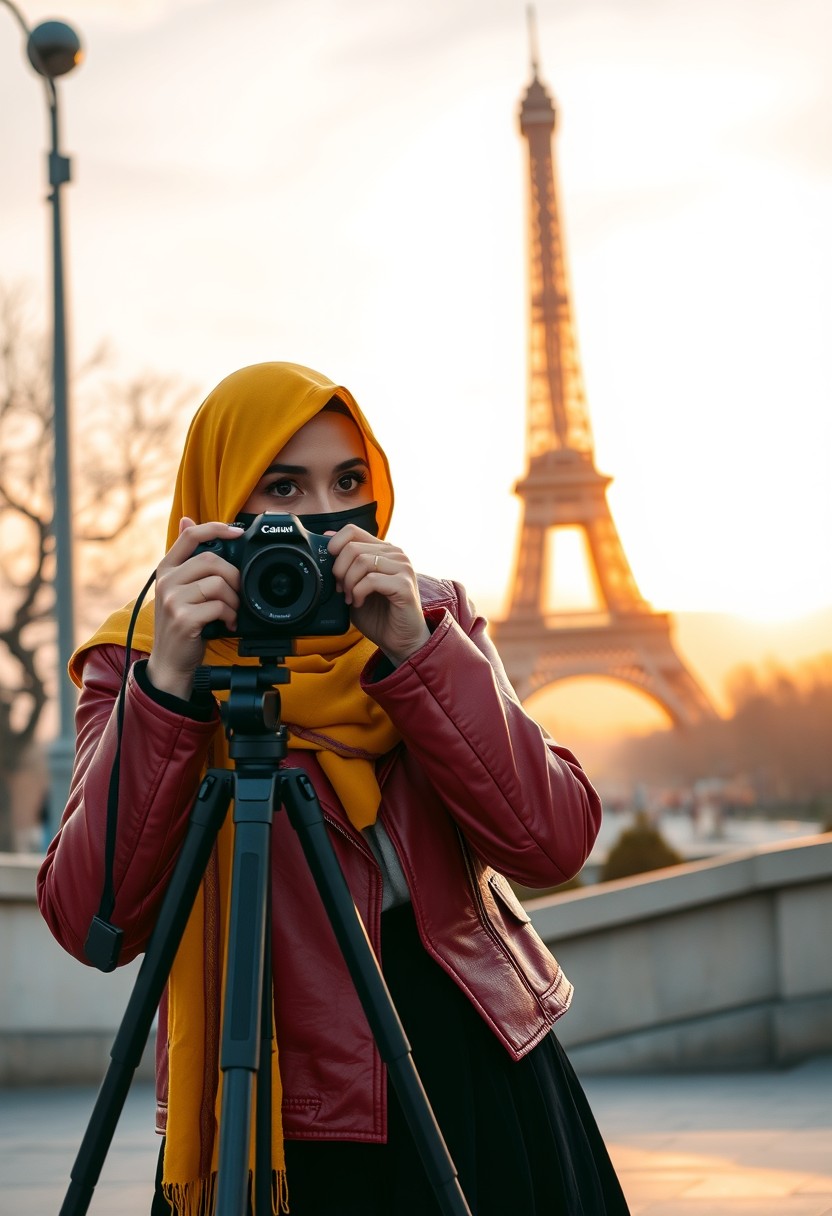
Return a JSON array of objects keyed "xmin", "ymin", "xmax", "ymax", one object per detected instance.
[
  {"xmin": 585, "ymin": 1056, "xmax": 832, "ymax": 1216},
  {"xmin": 0, "ymin": 1056, "xmax": 830, "ymax": 1215}
]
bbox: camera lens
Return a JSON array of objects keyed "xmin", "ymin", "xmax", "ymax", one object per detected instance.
[
  {"xmin": 242, "ymin": 546, "xmax": 321, "ymax": 625},
  {"xmin": 263, "ymin": 565, "xmax": 304, "ymax": 608}
]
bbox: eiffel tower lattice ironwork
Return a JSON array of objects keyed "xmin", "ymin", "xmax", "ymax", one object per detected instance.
[{"xmin": 492, "ymin": 42, "xmax": 716, "ymax": 727}]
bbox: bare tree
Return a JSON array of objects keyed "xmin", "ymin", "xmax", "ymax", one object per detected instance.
[{"xmin": 0, "ymin": 283, "xmax": 193, "ymax": 850}]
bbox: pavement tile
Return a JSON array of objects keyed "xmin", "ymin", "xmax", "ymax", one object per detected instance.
[
  {"xmin": 633, "ymin": 1202, "xmax": 832, "ymax": 1216},
  {"xmin": 609, "ymin": 1144, "xmax": 726, "ymax": 1172},
  {"xmin": 612, "ymin": 1170, "xmax": 701, "ymax": 1199},
  {"xmin": 683, "ymin": 1168, "xmax": 822, "ymax": 1198},
  {"xmin": 797, "ymin": 1179, "xmax": 832, "ymax": 1196}
]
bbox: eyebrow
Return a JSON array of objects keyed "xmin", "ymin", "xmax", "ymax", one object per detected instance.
[{"xmin": 262, "ymin": 457, "xmax": 370, "ymax": 477}]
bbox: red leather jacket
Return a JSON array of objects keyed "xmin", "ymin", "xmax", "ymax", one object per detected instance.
[{"xmin": 38, "ymin": 577, "xmax": 602, "ymax": 1142}]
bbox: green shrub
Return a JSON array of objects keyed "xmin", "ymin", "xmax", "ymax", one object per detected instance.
[{"xmin": 601, "ymin": 814, "xmax": 683, "ymax": 882}]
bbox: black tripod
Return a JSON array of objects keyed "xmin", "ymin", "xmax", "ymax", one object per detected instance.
[{"xmin": 60, "ymin": 651, "xmax": 472, "ymax": 1216}]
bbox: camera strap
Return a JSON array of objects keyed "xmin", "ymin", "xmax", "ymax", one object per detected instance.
[{"xmin": 84, "ymin": 567, "xmax": 158, "ymax": 972}]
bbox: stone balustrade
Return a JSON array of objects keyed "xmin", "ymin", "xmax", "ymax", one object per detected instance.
[{"xmin": 531, "ymin": 833, "xmax": 832, "ymax": 1072}]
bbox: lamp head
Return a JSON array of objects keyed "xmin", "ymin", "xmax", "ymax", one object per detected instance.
[{"xmin": 26, "ymin": 20, "xmax": 83, "ymax": 79}]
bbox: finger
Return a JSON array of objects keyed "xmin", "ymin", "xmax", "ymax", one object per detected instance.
[
  {"xmin": 349, "ymin": 576, "xmax": 388, "ymax": 611},
  {"xmin": 164, "ymin": 595, "xmax": 239, "ymax": 637},
  {"xmin": 335, "ymin": 544, "xmax": 381, "ymax": 603},
  {"xmin": 190, "ymin": 573, "xmax": 240, "ymax": 613},
  {"xmin": 167, "ymin": 520, "xmax": 245, "ymax": 565},
  {"xmin": 160, "ymin": 567, "xmax": 239, "ymax": 618},
  {"xmin": 338, "ymin": 544, "xmax": 408, "ymax": 606},
  {"xmin": 331, "ymin": 538, "xmax": 390, "ymax": 580},
  {"xmin": 155, "ymin": 560, "xmax": 240, "ymax": 629},
  {"xmin": 157, "ymin": 551, "xmax": 242, "ymax": 599},
  {"xmin": 325, "ymin": 523, "xmax": 375, "ymax": 556},
  {"xmin": 347, "ymin": 558, "xmax": 410, "ymax": 609}
]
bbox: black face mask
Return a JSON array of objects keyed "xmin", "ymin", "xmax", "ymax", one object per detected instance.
[{"xmin": 231, "ymin": 501, "xmax": 380, "ymax": 538}]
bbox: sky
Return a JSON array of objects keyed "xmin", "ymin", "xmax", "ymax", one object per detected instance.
[{"xmin": 2, "ymin": 0, "xmax": 831, "ymax": 658}]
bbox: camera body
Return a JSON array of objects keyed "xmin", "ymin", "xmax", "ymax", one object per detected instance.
[{"xmin": 195, "ymin": 512, "xmax": 349, "ymax": 642}]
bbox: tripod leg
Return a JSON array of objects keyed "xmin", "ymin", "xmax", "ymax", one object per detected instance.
[
  {"xmin": 59, "ymin": 770, "xmax": 233, "ymax": 1216},
  {"xmin": 254, "ymin": 887, "xmax": 274, "ymax": 1216},
  {"xmin": 281, "ymin": 768, "xmax": 472, "ymax": 1216},
  {"xmin": 215, "ymin": 771, "xmax": 279, "ymax": 1216}
]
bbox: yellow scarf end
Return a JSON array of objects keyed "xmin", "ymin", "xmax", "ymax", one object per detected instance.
[{"xmin": 162, "ymin": 1170, "xmax": 289, "ymax": 1216}]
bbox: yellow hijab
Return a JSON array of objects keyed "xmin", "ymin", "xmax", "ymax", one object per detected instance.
[{"xmin": 71, "ymin": 362, "xmax": 400, "ymax": 1214}]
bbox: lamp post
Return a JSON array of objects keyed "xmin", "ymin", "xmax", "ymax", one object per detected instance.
[{"xmin": 2, "ymin": 3, "xmax": 83, "ymax": 836}]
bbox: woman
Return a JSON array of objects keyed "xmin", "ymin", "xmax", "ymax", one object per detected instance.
[{"xmin": 38, "ymin": 362, "xmax": 630, "ymax": 1215}]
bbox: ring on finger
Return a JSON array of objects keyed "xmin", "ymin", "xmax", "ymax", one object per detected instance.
[{"xmin": 373, "ymin": 553, "xmax": 380, "ymax": 570}]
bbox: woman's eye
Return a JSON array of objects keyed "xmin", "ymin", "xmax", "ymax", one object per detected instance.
[
  {"xmin": 337, "ymin": 471, "xmax": 367, "ymax": 492},
  {"xmin": 268, "ymin": 480, "xmax": 296, "ymax": 497}
]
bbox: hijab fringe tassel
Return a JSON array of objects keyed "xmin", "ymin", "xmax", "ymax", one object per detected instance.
[{"xmin": 162, "ymin": 1170, "xmax": 288, "ymax": 1216}]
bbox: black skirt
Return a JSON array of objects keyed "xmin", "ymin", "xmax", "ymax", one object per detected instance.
[
  {"xmin": 154, "ymin": 902, "xmax": 630, "ymax": 1215},
  {"xmin": 283, "ymin": 902, "xmax": 628, "ymax": 1215}
]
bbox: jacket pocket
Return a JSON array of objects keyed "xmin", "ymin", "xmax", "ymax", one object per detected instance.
[{"xmin": 487, "ymin": 870, "xmax": 531, "ymax": 924}]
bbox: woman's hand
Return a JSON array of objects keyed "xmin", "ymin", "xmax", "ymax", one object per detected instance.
[
  {"xmin": 326, "ymin": 525, "xmax": 431, "ymax": 666},
  {"xmin": 146, "ymin": 517, "xmax": 244, "ymax": 698}
]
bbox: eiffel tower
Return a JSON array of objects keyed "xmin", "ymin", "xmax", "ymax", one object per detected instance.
[{"xmin": 492, "ymin": 33, "xmax": 716, "ymax": 728}]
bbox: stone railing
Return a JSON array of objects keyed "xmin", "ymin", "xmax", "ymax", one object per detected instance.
[
  {"xmin": 530, "ymin": 833, "xmax": 832, "ymax": 1072},
  {"xmin": 0, "ymin": 854, "xmax": 151, "ymax": 1084}
]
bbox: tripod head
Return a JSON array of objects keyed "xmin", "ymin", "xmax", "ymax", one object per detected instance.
[{"xmin": 195, "ymin": 641, "xmax": 294, "ymax": 767}]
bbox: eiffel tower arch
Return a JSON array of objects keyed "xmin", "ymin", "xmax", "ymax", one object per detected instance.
[{"xmin": 492, "ymin": 33, "xmax": 716, "ymax": 729}]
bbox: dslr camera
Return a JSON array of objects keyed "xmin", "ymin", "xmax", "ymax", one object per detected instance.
[{"xmin": 195, "ymin": 512, "xmax": 349, "ymax": 642}]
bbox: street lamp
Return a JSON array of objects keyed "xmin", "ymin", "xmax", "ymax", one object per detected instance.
[{"xmin": 2, "ymin": 3, "xmax": 83, "ymax": 836}]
